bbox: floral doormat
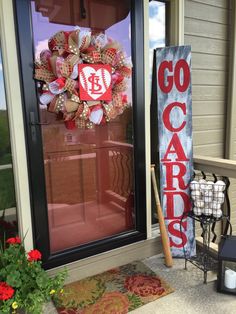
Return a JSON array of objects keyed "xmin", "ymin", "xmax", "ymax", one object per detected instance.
[{"xmin": 55, "ymin": 260, "xmax": 174, "ymax": 314}]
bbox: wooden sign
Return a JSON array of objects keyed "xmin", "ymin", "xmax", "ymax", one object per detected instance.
[{"xmin": 155, "ymin": 45, "xmax": 195, "ymax": 257}]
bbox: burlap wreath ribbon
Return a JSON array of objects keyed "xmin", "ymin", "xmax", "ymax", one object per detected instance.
[{"xmin": 35, "ymin": 28, "xmax": 132, "ymax": 129}]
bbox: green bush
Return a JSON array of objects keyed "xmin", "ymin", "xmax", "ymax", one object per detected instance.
[{"xmin": 0, "ymin": 237, "xmax": 67, "ymax": 314}]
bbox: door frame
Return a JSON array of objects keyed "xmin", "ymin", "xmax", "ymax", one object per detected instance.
[{"xmin": 14, "ymin": 0, "xmax": 146, "ymax": 269}]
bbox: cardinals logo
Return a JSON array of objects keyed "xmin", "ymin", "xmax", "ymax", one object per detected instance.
[{"xmin": 79, "ymin": 64, "xmax": 112, "ymax": 101}]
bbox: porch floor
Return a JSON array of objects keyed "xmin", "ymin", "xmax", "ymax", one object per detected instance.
[{"xmin": 44, "ymin": 255, "xmax": 236, "ymax": 314}]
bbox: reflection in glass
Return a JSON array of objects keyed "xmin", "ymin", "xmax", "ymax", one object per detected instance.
[
  {"xmin": 149, "ymin": 1, "xmax": 166, "ymax": 81},
  {"xmin": 0, "ymin": 49, "xmax": 17, "ymax": 241},
  {"xmin": 31, "ymin": 0, "xmax": 135, "ymax": 253},
  {"xmin": 149, "ymin": 1, "xmax": 166, "ymax": 224}
]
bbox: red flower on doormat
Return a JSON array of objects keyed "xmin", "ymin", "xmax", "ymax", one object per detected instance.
[
  {"xmin": 125, "ymin": 275, "xmax": 165, "ymax": 297},
  {"xmin": 82, "ymin": 292, "xmax": 129, "ymax": 314},
  {"xmin": 0, "ymin": 282, "xmax": 14, "ymax": 301},
  {"xmin": 55, "ymin": 261, "xmax": 174, "ymax": 314}
]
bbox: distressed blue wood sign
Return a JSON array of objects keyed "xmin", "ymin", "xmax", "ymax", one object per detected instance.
[{"xmin": 155, "ymin": 45, "xmax": 195, "ymax": 257}]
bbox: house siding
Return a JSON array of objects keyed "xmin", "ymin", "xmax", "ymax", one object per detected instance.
[
  {"xmin": 184, "ymin": 0, "xmax": 234, "ymax": 237},
  {"xmin": 185, "ymin": 0, "xmax": 230, "ymax": 158}
]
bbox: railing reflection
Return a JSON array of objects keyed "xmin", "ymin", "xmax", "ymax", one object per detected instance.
[
  {"xmin": 107, "ymin": 141, "xmax": 133, "ymax": 199},
  {"xmin": 104, "ymin": 141, "xmax": 134, "ymax": 229}
]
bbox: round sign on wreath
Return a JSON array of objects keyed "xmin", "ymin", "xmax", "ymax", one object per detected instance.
[{"xmin": 34, "ymin": 28, "xmax": 132, "ymax": 129}]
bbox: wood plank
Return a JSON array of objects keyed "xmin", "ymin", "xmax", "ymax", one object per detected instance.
[
  {"xmin": 192, "ymin": 101, "xmax": 225, "ymax": 115},
  {"xmin": 185, "ymin": 17, "xmax": 228, "ymax": 40},
  {"xmin": 185, "ymin": 0, "xmax": 229, "ymax": 24},
  {"xmin": 228, "ymin": 218, "xmax": 236, "ymax": 227},
  {"xmin": 233, "ymin": 133, "xmax": 236, "ymax": 157},
  {"xmin": 193, "ymin": 144, "xmax": 224, "ymax": 157},
  {"xmin": 192, "ymin": 53, "xmax": 227, "ymax": 70},
  {"xmin": 185, "ymin": 34, "xmax": 228, "ymax": 56},
  {"xmin": 193, "ymin": 155, "xmax": 236, "ymax": 176},
  {"xmin": 230, "ymin": 211, "xmax": 236, "ymax": 219},
  {"xmin": 229, "ymin": 197, "xmax": 236, "ymax": 205},
  {"xmin": 229, "ymin": 199, "xmax": 236, "ymax": 206},
  {"xmin": 192, "ymin": 85, "xmax": 226, "ymax": 101},
  {"xmin": 229, "ymin": 210, "xmax": 236, "ymax": 219},
  {"xmin": 192, "ymin": 69, "xmax": 227, "ymax": 85},
  {"xmin": 230, "ymin": 196, "xmax": 236, "ymax": 202},
  {"xmin": 193, "ymin": 130, "xmax": 224, "ymax": 145},
  {"xmin": 191, "ymin": 0, "xmax": 229, "ymax": 9},
  {"xmin": 192, "ymin": 115, "xmax": 224, "ymax": 131},
  {"xmin": 229, "ymin": 179, "xmax": 236, "ymax": 185}
]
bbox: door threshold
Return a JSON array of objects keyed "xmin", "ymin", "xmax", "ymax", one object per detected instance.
[{"xmin": 48, "ymin": 235, "xmax": 162, "ymax": 283}]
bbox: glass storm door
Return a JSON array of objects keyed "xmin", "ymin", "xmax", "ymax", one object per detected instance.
[{"xmin": 15, "ymin": 0, "xmax": 146, "ymax": 268}]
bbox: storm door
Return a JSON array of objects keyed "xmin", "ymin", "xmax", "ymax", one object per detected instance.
[{"xmin": 14, "ymin": 0, "xmax": 146, "ymax": 268}]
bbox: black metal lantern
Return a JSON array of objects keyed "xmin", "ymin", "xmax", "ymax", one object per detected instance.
[{"xmin": 218, "ymin": 235, "xmax": 236, "ymax": 294}]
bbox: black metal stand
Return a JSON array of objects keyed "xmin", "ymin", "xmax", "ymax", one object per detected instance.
[{"xmin": 181, "ymin": 212, "xmax": 231, "ymax": 284}]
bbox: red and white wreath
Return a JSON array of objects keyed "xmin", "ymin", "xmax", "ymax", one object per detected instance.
[{"xmin": 34, "ymin": 28, "xmax": 132, "ymax": 129}]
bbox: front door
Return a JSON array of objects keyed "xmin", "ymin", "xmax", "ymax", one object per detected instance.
[{"xmin": 14, "ymin": 0, "xmax": 146, "ymax": 268}]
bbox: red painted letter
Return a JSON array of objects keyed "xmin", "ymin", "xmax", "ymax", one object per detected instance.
[
  {"xmin": 161, "ymin": 133, "xmax": 189, "ymax": 162},
  {"xmin": 174, "ymin": 59, "xmax": 190, "ymax": 92},
  {"xmin": 163, "ymin": 162, "xmax": 188, "ymax": 191},
  {"xmin": 163, "ymin": 102, "xmax": 186, "ymax": 132},
  {"xmin": 158, "ymin": 61, "xmax": 173, "ymax": 93},
  {"xmin": 168, "ymin": 219, "xmax": 187, "ymax": 248},
  {"xmin": 164, "ymin": 191, "xmax": 191, "ymax": 219}
]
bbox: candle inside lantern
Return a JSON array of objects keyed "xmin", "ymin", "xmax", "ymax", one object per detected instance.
[{"xmin": 224, "ymin": 269, "xmax": 236, "ymax": 289}]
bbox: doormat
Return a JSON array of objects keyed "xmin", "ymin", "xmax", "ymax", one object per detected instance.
[{"xmin": 55, "ymin": 260, "xmax": 174, "ymax": 314}]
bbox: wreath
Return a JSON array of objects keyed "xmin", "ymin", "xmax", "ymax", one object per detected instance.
[{"xmin": 34, "ymin": 28, "xmax": 132, "ymax": 129}]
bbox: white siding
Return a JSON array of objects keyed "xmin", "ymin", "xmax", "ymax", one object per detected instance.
[
  {"xmin": 185, "ymin": 0, "xmax": 232, "ymax": 237},
  {"xmin": 185, "ymin": 0, "xmax": 230, "ymax": 158}
]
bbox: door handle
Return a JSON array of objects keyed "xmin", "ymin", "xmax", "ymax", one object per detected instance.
[
  {"xmin": 29, "ymin": 111, "xmax": 49, "ymax": 142},
  {"xmin": 29, "ymin": 112, "xmax": 49, "ymax": 125}
]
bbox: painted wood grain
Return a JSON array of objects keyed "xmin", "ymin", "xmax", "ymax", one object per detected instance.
[
  {"xmin": 192, "ymin": 70, "xmax": 227, "ymax": 85},
  {"xmin": 185, "ymin": 35, "xmax": 228, "ymax": 56},
  {"xmin": 155, "ymin": 45, "xmax": 195, "ymax": 258},
  {"xmin": 185, "ymin": 18, "xmax": 228, "ymax": 40},
  {"xmin": 191, "ymin": 53, "xmax": 227, "ymax": 71},
  {"xmin": 192, "ymin": 101, "xmax": 225, "ymax": 115},
  {"xmin": 185, "ymin": 1, "xmax": 229, "ymax": 24},
  {"xmin": 192, "ymin": 115, "xmax": 224, "ymax": 131}
]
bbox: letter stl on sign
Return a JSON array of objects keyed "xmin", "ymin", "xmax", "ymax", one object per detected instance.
[
  {"xmin": 79, "ymin": 64, "xmax": 112, "ymax": 101},
  {"xmin": 155, "ymin": 45, "xmax": 196, "ymax": 257}
]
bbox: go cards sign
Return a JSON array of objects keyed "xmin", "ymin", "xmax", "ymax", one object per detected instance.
[{"xmin": 156, "ymin": 45, "xmax": 195, "ymax": 257}]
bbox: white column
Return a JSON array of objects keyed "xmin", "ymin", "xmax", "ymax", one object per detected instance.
[{"xmin": 0, "ymin": 0, "xmax": 33, "ymax": 250}]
